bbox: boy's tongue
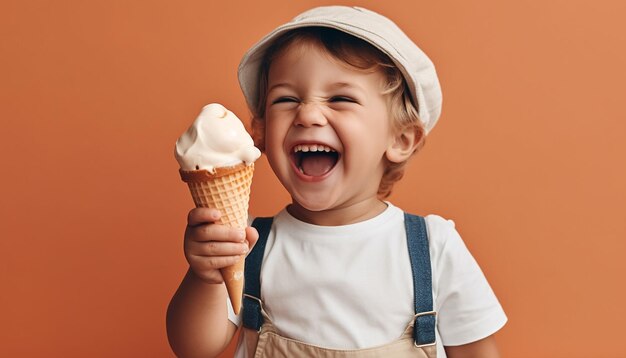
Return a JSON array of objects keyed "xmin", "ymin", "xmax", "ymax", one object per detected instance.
[{"xmin": 300, "ymin": 154, "xmax": 335, "ymax": 177}]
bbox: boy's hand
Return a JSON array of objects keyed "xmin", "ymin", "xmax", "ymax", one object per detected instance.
[{"xmin": 184, "ymin": 207, "xmax": 259, "ymax": 284}]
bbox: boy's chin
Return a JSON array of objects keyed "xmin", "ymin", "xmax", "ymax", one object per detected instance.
[
  {"xmin": 288, "ymin": 198, "xmax": 333, "ymax": 214},
  {"xmin": 286, "ymin": 197, "xmax": 339, "ymax": 220}
]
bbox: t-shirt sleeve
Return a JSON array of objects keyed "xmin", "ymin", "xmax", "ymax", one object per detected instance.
[{"xmin": 426, "ymin": 215, "xmax": 507, "ymax": 346}]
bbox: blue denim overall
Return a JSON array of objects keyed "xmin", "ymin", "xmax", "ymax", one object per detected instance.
[{"xmin": 240, "ymin": 214, "xmax": 437, "ymax": 357}]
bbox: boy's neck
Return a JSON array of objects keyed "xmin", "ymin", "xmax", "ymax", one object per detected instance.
[{"xmin": 286, "ymin": 198, "xmax": 388, "ymax": 226}]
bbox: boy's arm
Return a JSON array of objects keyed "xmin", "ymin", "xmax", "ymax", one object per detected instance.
[
  {"xmin": 166, "ymin": 208, "xmax": 257, "ymax": 357},
  {"xmin": 444, "ymin": 334, "xmax": 500, "ymax": 358},
  {"xmin": 166, "ymin": 269, "xmax": 237, "ymax": 358}
]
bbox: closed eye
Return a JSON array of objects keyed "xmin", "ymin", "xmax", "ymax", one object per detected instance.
[
  {"xmin": 329, "ymin": 96, "xmax": 358, "ymax": 103},
  {"xmin": 272, "ymin": 96, "xmax": 299, "ymax": 104}
]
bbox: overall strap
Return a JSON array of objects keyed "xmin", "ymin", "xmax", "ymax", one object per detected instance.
[
  {"xmin": 404, "ymin": 213, "xmax": 437, "ymax": 347},
  {"xmin": 242, "ymin": 217, "xmax": 273, "ymax": 331}
]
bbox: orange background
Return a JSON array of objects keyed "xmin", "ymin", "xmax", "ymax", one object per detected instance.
[{"xmin": 1, "ymin": 0, "xmax": 625, "ymax": 357}]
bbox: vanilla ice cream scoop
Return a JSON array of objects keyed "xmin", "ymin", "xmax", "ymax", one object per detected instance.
[{"xmin": 175, "ymin": 103, "xmax": 261, "ymax": 172}]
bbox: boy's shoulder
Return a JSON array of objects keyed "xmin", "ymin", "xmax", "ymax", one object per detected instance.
[
  {"xmin": 423, "ymin": 213, "xmax": 457, "ymax": 231},
  {"xmin": 407, "ymin": 213, "xmax": 459, "ymax": 241}
]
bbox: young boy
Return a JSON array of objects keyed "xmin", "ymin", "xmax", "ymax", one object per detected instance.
[{"xmin": 167, "ymin": 6, "xmax": 507, "ymax": 358}]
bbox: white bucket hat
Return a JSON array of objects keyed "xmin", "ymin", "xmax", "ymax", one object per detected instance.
[{"xmin": 237, "ymin": 6, "xmax": 443, "ymax": 134}]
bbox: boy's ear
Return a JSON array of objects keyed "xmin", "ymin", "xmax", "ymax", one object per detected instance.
[
  {"xmin": 251, "ymin": 116, "xmax": 266, "ymax": 152},
  {"xmin": 385, "ymin": 126, "xmax": 422, "ymax": 163}
]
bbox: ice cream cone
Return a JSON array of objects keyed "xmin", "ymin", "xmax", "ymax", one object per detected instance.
[{"xmin": 179, "ymin": 162, "xmax": 254, "ymax": 314}]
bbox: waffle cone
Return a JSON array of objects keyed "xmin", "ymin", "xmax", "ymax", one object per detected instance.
[{"xmin": 179, "ymin": 163, "xmax": 254, "ymax": 314}]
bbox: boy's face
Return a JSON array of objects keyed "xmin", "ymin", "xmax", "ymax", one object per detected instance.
[{"xmin": 263, "ymin": 42, "xmax": 396, "ymax": 222}]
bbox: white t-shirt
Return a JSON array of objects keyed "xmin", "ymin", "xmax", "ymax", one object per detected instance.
[{"xmin": 228, "ymin": 203, "xmax": 507, "ymax": 357}]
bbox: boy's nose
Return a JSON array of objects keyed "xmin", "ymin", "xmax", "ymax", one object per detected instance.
[{"xmin": 294, "ymin": 103, "xmax": 327, "ymax": 127}]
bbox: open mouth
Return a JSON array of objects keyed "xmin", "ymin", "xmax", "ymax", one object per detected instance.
[{"xmin": 291, "ymin": 144, "xmax": 340, "ymax": 177}]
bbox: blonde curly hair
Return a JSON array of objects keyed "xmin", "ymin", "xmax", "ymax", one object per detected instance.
[{"xmin": 251, "ymin": 27, "xmax": 425, "ymax": 198}]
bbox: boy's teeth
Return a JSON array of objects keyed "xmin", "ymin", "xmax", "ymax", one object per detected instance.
[{"xmin": 293, "ymin": 144, "xmax": 335, "ymax": 153}]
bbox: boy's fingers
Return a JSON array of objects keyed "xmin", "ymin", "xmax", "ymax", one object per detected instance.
[
  {"xmin": 187, "ymin": 207, "xmax": 221, "ymax": 226},
  {"xmin": 189, "ymin": 224, "xmax": 246, "ymax": 243},
  {"xmin": 189, "ymin": 254, "xmax": 244, "ymax": 271},
  {"xmin": 188, "ymin": 240, "xmax": 250, "ymax": 257}
]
